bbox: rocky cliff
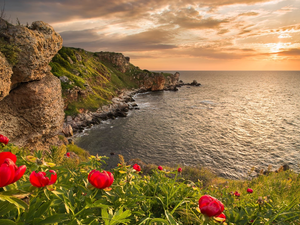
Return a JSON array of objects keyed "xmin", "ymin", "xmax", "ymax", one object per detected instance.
[
  {"xmin": 95, "ymin": 52, "xmax": 130, "ymax": 73},
  {"xmin": 0, "ymin": 18, "xmax": 64, "ymax": 150},
  {"xmin": 137, "ymin": 71, "xmax": 180, "ymax": 91},
  {"xmin": 50, "ymin": 47, "xmax": 180, "ymax": 116}
]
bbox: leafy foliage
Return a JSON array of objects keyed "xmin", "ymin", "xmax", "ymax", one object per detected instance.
[{"xmin": 1, "ymin": 143, "xmax": 299, "ymax": 224}]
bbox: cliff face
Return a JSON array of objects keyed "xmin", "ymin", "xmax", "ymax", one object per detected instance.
[
  {"xmin": 95, "ymin": 52, "xmax": 130, "ymax": 73},
  {"xmin": 0, "ymin": 19, "xmax": 64, "ymax": 149},
  {"xmin": 137, "ymin": 71, "xmax": 180, "ymax": 91}
]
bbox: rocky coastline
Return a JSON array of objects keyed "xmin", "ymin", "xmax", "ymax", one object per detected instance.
[
  {"xmin": 63, "ymin": 78, "xmax": 201, "ymax": 139},
  {"xmin": 1, "ymin": 17, "xmax": 202, "ymax": 150}
]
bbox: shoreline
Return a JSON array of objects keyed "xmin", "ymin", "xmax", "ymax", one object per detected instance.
[{"xmin": 63, "ymin": 79, "xmax": 201, "ymax": 141}]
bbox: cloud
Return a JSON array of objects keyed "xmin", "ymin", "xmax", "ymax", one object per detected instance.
[
  {"xmin": 276, "ymin": 48, "xmax": 300, "ymax": 56},
  {"xmin": 61, "ymin": 28, "xmax": 178, "ymax": 52},
  {"xmin": 217, "ymin": 29, "xmax": 230, "ymax": 34},
  {"xmin": 238, "ymin": 12, "xmax": 260, "ymax": 16},
  {"xmin": 4, "ymin": 0, "xmax": 276, "ymax": 24},
  {"xmin": 155, "ymin": 6, "xmax": 230, "ymax": 30},
  {"xmin": 275, "ymin": 6, "xmax": 298, "ymax": 14}
]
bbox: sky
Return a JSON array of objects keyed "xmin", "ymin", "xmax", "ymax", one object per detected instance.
[{"xmin": 2, "ymin": 0, "xmax": 300, "ymax": 70}]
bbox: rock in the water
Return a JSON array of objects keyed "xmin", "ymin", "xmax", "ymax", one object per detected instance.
[
  {"xmin": 190, "ymin": 80, "xmax": 201, "ymax": 86},
  {"xmin": 63, "ymin": 124, "xmax": 74, "ymax": 137}
]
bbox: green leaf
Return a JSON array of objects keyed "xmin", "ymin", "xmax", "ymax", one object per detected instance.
[
  {"xmin": 0, "ymin": 190, "xmax": 30, "ymax": 199},
  {"xmin": 137, "ymin": 217, "xmax": 151, "ymax": 225},
  {"xmin": 110, "ymin": 207, "xmax": 131, "ymax": 225},
  {"xmin": 0, "ymin": 219, "xmax": 17, "ymax": 225},
  {"xmin": 34, "ymin": 201, "xmax": 52, "ymax": 219},
  {"xmin": 101, "ymin": 208, "xmax": 110, "ymax": 225},
  {"xmin": 149, "ymin": 218, "xmax": 169, "ymax": 224},
  {"xmin": 0, "ymin": 202, "xmax": 16, "ymax": 216},
  {"xmin": 0, "ymin": 195, "xmax": 28, "ymax": 210},
  {"xmin": 88, "ymin": 199, "xmax": 109, "ymax": 209},
  {"xmin": 165, "ymin": 210, "xmax": 178, "ymax": 225},
  {"xmin": 26, "ymin": 198, "xmax": 43, "ymax": 222},
  {"xmin": 170, "ymin": 200, "xmax": 188, "ymax": 215},
  {"xmin": 36, "ymin": 213, "xmax": 69, "ymax": 225}
]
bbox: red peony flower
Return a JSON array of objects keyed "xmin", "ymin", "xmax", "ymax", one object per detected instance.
[
  {"xmin": 30, "ymin": 170, "xmax": 57, "ymax": 188},
  {"xmin": 198, "ymin": 195, "xmax": 224, "ymax": 217},
  {"xmin": 177, "ymin": 167, "xmax": 182, "ymax": 173},
  {"xmin": 0, "ymin": 134, "xmax": 9, "ymax": 145},
  {"xmin": 247, "ymin": 188, "xmax": 253, "ymax": 193},
  {"xmin": 158, "ymin": 166, "xmax": 163, "ymax": 171},
  {"xmin": 133, "ymin": 164, "xmax": 141, "ymax": 172},
  {"xmin": 234, "ymin": 191, "xmax": 240, "ymax": 197},
  {"xmin": 0, "ymin": 152, "xmax": 26, "ymax": 188},
  {"xmin": 66, "ymin": 152, "xmax": 70, "ymax": 157},
  {"xmin": 88, "ymin": 170, "xmax": 114, "ymax": 189}
]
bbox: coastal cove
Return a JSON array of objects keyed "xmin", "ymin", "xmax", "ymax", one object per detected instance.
[{"xmin": 74, "ymin": 71, "xmax": 300, "ymax": 180}]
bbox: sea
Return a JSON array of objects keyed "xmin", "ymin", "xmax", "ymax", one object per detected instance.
[{"xmin": 75, "ymin": 71, "xmax": 300, "ymax": 179}]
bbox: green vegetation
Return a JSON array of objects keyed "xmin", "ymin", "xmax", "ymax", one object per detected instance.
[
  {"xmin": 0, "ymin": 37, "xmax": 20, "ymax": 66},
  {"xmin": 1, "ymin": 143, "xmax": 300, "ymax": 224},
  {"xmin": 49, "ymin": 47, "xmax": 146, "ymax": 116}
]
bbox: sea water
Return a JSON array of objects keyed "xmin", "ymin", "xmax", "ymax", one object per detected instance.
[{"xmin": 75, "ymin": 71, "xmax": 300, "ymax": 179}]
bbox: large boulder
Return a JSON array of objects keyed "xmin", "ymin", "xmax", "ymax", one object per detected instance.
[
  {"xmin": 0, "ymin": 19, "xmax": 64, "ymax": 149},
  {"xmin": 0, "ymin": 19, "xmax": 63, "ymax": 89},
  {"xmin": 0, "ymin": 74, "xmax": 64, "ymax": 148}
]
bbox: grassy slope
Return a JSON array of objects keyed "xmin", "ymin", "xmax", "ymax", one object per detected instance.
[{"xmin": 49, "ymin": 47, "xmax": 146, "ymax": 116}]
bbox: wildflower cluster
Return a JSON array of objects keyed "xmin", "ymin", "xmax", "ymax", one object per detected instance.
[{"xmin": 0, "ymin": 133, "xmax": 299, "ymax": 224}]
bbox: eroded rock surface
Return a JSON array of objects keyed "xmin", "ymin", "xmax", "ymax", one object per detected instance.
[
  {"xmin": 95, "ymin": 52, "xmax": 130, "ymax": 73},
  {"xmin": 0, "ymin": 53, "xmax": 13, "ymax": 100},
  {"xmin": 137, "ymin": 72, "xmax": 180, "ymax": 91},
  {"xmin": 0, "ymin": 19, "xmax": 63, "ymax": 89},
  {"xmin": 0, "ymin": 19, "xmax": 64, "ymax": 149},
  {"xmin": 0, "ymin": 74, "xmax": 64, "ymax": 148}
]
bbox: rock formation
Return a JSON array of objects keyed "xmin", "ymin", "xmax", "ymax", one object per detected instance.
[
  {"xmin": 137, "ymin": 71, "xmax": 180, "ymax": 91},
  {"xmin": 0, "ymin": 19, "xmax": 64, "ymax": 150},
  {"xmin": 0, "ymin": 52, "xmax": 13, "ymax": 100},
  {"xmin": 95, "ymin": 52, "xmax": 130, "ymax": 73}
]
